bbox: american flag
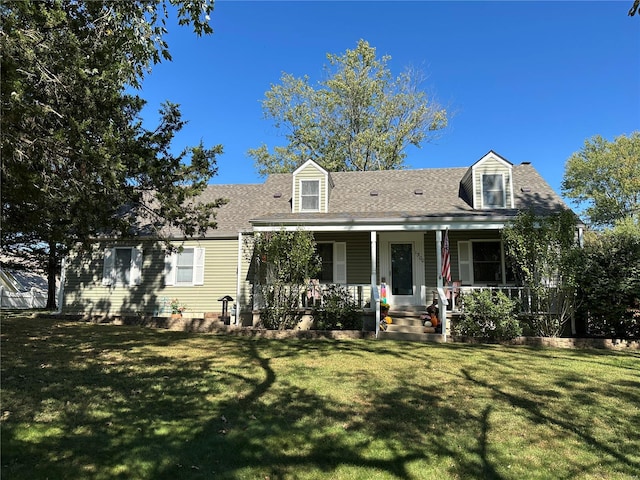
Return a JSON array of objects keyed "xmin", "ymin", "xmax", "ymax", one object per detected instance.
[{"xmin": 441, "ymin": 229, "xmax": 451, "ymax": 285}]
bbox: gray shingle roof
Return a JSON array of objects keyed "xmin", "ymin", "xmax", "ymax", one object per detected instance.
[{"xmin": 198, "ymin": 162, "xmax": 571, "ymax": 236}]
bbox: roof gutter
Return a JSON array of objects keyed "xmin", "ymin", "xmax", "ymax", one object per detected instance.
[{"xmin": 250, "ymin": 214, "xmax": 518, "ymax": 232}]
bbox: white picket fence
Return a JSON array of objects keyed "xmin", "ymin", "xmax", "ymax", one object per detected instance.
[{"xmin": 0, "ymin": 286, "xmax": 48, "ymax": 309}]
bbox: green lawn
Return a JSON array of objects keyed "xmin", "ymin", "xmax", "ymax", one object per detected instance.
[{"xmin": 1, "ymin": 317, "xmax": 639, "ymax": 480}]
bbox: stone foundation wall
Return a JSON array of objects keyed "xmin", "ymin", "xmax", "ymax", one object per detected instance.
[
  {"xmin": 450, "ymin": 335, "xmax": 639, "ymax": 350},
  {"xmin": 51, "ymin": 313, "xmax": 638, "ymax": 349}
]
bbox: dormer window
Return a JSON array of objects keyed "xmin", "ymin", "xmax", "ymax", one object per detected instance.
[
  {"xmin": 300, "ymin": 179, "xmax": 320, "ymax": 211},
  {"xmin": 460, "ymin": 151, "xmax": 514, "ymax": 210},
  {"xmin": 482, "ymin": 174, "xmax": 506, "ymax": 208},
  {"xmin": 291, "ymin": 159, "xmax": 332, "ymax": 213}
]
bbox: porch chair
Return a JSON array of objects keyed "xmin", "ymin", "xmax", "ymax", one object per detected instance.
[{"xmin": 305, "ymin": 279, "xmax": 322, "ymax": 307}]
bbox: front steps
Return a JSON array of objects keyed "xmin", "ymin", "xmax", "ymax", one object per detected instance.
[{"xmin": 378, "ymin": 305, "xmax": 453, "ymax": 342}]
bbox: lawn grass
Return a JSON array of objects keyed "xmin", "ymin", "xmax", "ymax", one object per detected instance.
[{"xmin": 1, "ymin": 316, "xmax": 639, "ymax": 480}]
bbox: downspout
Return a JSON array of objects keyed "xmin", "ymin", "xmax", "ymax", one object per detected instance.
[
  {"xmin": 56, "ymin": 256, "xmax": 66, "ymax": 315},
  {"xmin": 235, "ymin": 232, "xmax": 243, "ymax": 326},
  {"xmin": 571, "ymin": 226, "xmax": 585, "ymax": 335}
]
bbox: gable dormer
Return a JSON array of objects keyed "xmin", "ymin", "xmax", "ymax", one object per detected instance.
[
  {"xmin": 292, "ymin": 159, "xmax": 333, "ymax": 213},
  {"xmin": 460, "ymin": 151, "xmax": 515, "ymax": 209}
]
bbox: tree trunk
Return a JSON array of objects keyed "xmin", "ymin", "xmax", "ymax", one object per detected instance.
[{"xmin": 46, "ymin": 240, "xmax": 58, "ymax": 310}]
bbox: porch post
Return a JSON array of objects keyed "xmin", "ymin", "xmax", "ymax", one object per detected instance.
[
  {"xmin": 435, "ymin": 230, "xmax": 448, "ymax": 342},
  {"xmin": 371, "ymin": 231, "xmax": 379, "ymax": 336},
  {"xmin": 235, "ymin": 232, "xmax": 243, "ymax": 326}
]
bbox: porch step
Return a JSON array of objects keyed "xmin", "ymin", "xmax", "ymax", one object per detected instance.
[
  {"xmin": 379, "ymin": 309, "xmax": 457, "ymax": 342},
  {"xmin": 384, "ymin": 307, "xmax": 428, "ymax": 335},
  {"xmin": 378, "ymin": 331, "xmax": 446, "ymax": 343}
]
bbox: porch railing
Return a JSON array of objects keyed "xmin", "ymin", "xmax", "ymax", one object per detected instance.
[
  {"xmin": 252, "ymin": 283, "xmax": 567, "ymax": 317},
  {"xmin": 446, "ymin": 285, "xmax": 571, "ymax": 315},
  {"xmin": 252, "ymin": 283, "xmax": 372, "ymax": 311}
]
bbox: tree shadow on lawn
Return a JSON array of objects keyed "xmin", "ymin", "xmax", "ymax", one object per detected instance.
[
  {"xmin": 2, "ymin": 318, "xmax": 639, "ymax": 479},
  {"xmin": 460, "ymin": 366, "xmax": 640, "ymax": 479},
  {"xmin": 152, "ymin": 342, "xmax": 471, "ymax": 480}
]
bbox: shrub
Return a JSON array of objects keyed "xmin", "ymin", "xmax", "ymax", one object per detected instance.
[
  {"xmin": 258, "ymin": 286, "xmax": 302, "ymax": 330},
  {"xmin": 454, "ymin": 290, "xmax": 522, "ymax": 341},
  {"xmin": 313, "ymin": 284, "xmax": 362, "ymax": 330},
  {"xmin": 252, "ymin": 229, "xmax": 321, "ymax": 330},
  {"xmin": 575, "ymin": 221, "xmax": 640, "ymax": 338}
]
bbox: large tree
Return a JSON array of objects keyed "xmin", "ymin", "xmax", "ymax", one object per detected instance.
[
  {"xmin": 248, "ymin": 39, "xmax": 448, "ymax": 175},
  {"xmin": 1, "ymin": 1, "xmax": 222, "ymax": 308},
  {"xmin": 561, "ymin": 132, "xmax": 640, "ymax": 228}
]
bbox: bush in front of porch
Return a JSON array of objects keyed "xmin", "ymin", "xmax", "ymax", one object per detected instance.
[
  {"xmin": 253, "ymin": 229, "xmax": 321, "ymax": 330},
  {"xmin": 312, "ymin": 284, "xmax": 362, "ymax": 330},
  {"xmin": 454, "ymin": 289, "xmax": 522, "ymax": 341}
]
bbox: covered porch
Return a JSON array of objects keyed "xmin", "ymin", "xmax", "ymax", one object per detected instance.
[{"xmin": 243, "ymin": 220, "xmax": 519, "ymax": 340}]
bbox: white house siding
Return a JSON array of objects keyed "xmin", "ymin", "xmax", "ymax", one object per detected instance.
[{"xmin": 64, "ymin": 238, "xmax": 246, "ymax": 318}]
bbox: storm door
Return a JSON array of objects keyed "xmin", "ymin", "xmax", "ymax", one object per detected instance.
[
  {"xmin": 391, "ymin": 243, "xmax": 413, "ymax": 296},
  {"xmin": 379, "ymin": 233, "xmax": 424, "ymax": 306}
]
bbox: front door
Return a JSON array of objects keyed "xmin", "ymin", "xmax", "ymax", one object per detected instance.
[{"xmin": 379, "ymin": 233, "xmax": 424, "ymax": 306}]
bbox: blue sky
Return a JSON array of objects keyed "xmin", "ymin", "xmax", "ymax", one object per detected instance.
[{"xmin": 138, "ymin": 1, "xmax": 640, "ymax": 202}]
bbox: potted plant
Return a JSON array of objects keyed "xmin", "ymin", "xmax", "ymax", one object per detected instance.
[{"xmin": 170, "ymin": 298, "xmax": 186, "ymax": 318}]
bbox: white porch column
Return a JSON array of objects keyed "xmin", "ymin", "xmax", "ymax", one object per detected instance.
[
  {"xmin": 435, "ymin": 230, "xmax": 448, "ymax": 342},
  {"xmin": 435, "ymin": 230, "xmax": 443, "ymax": 290},
  {"xmin": 235, "ymin": 232, "xmax": 243, "ymax": 326},
  {"xmin": 371, "ymin": 231, "xmax": 380, "ymax": 336}
]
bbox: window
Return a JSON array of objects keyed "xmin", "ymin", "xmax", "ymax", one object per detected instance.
[
  {"xmin": 114, "ymin": 248, "xmax": 132, "ymax": 285},
  {"xmin": 317, "ymin": 243, "xmax": 333, "ymax": 282},
  {"xmin": 102, "ymin": 247, "xmax": 142, "ymax": 286},
  {"xmin": 472, "ymin": 242, "xmax": 502, "ymax": 283},
  {"xmin": 300, "ymin": 179, "xmax": 320, "ymax": 211},
  {"xmin": 176, "ymin": 249, "xmax": 195, "ymax": 285},
  {"xmin": 164, "ymin": 248, "xmax": 205, "ymax": 286},
  {"xmin": 482, "ymin": 174, "xmax": 505, "ymax": 208},
  {"xmin": 315, "ymin": 242, "xmax": 346, "ymax": 284},
  {"xmin": 458, "ymin": 240, "xmax": 515, "ymax": 285}
]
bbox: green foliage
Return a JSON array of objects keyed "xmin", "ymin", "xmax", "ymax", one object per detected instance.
[
  {"xmin": 248, "ymin": 39, "xmax": 448, "ymax": 175},
  {"xmin": 313, "ymin": 284, "xmax": 362, "ymax": 330},
  {"xmin": 502, "ymin": 209, "xmax": 581, "ymax": 336},
  {"xmin": 502, "ymin": 209, "xmax": 580, "ymax": 288},
  {"xmin": 562, "ymin": 132, "xmax": 640, "ymax": 228},
  {"xmin": 0, "ymin": 1, "xmax": 220, "ymax": 307},
  {"xmin": 253, "ymin": 230, "xmax": 321, "ymax": 330},
  {"xmin": 576, "ymin": 220, "xmax": 640, "ymax": 338},
  {"xmin": 518, "ymin": 287, "xmax": 577, "ymax": 337},
  {"xmin": 454, "ymin": 290, "xmax": 522, "ymax": 341}
]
